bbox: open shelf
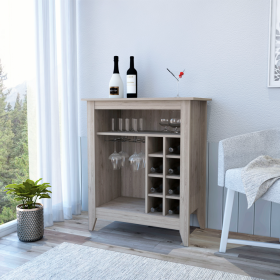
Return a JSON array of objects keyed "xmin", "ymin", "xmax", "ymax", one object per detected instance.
[
  {"xmin": 166, "ymin": 194, "xmax": 180, "ymax": 200},
  {"xmin": 96, "ymin": 197, "xmax": 179, "ymax": 230},
  {"xmin": 148, "ymin": 193, "xmax": 163, "ymax": 198},
  {"xmin": 97, "ymin": 131, "xmax": 180, "ymax": 137},
  {"xmin": 148, "ymin": 151, "xmax": 163, "ymax": 157},
  {"xmin": 166, "ymin": 154, "xmax": 180, "ymax": 159},
  {"xmin": 97, "ymin": 197, "xmax": 145, "ymax": 214},
  {"xmin": 148, "ymin": 173, "xmax": 163, "ymax": 178},
  {"xmin": 166, "ymin": 175, "xmax": 180, "ymax": 179}
]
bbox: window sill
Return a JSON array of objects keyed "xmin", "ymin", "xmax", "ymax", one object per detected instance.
[{"xmin": 0, "ymin": 220, "xmax": 17, "ymax": 238}]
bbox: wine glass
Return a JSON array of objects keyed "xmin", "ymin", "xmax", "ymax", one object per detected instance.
[
  {"xmin": 136, "ymin": 138, "xmax": 146, "ymax": 169},
  {"xmin": 159, "ymin": 118, "xmax": 170, "ymax": 132},
  {"xmin": 119, "ymin": 150, "xmax": 129, "ymax": 167},
  {"xmin": 169, "ymin": 118, "xmax": 181, "ymax": 134},
  {"xmin": 129, "ymin": 137, "xmax": 142, "ymax": 171},
  {"xmin": 108, "ymin": 141, "xmax": 122, "ymax": 170}
]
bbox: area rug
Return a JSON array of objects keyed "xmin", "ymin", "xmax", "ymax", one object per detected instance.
[{"xmin": 0, "ymin": 242, "xmax": 261, "ymax": 280}]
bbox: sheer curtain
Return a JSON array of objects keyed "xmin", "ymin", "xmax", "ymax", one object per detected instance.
[{"xmin": 35, "ymin": 0, "xmax": 80, "ymax": 227}]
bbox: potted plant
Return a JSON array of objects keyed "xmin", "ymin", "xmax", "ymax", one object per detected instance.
[{"xmin": 4, "ymin": 178, "xmax": 52, "ymax": 242}]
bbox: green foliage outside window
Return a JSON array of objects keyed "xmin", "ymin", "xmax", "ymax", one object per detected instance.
[{"xmin": 0, "ymin": 61, "xmax": 29, "ymax": 225}]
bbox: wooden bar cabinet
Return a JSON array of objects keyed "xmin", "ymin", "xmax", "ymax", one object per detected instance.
[{"xmin": 83, "ymin": 97, "xmax": 211, "ymax": 246}]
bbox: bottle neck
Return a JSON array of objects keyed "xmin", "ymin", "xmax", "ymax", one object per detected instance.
[
  {"xmin": 130, "ymin": 57, "xmax": 134, "ymax": 69},
  {"xmin": 113, "ymin": 59, "xmax": 119, "ymax": 74}
]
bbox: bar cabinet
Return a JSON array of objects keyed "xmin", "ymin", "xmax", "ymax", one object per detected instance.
[{"xmin": 82, "ymin": 97, "xmax": 211, "ymax": 246}]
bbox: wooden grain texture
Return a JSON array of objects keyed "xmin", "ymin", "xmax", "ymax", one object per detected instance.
[
  {"xmin": 197, "ymin": 101, "xmax": 207, "ymax": 229},
  {"xmin": 96, "ymin": 197, "xmax": 180, "ymax": 230},
  {"xmin": 95, "ymin": 100, "xmax": 182, "ymax": 110},
  {"xmin": 1, "ymin": 213, "xmax": 280, "ymax": 280},
  {"xmin": 86, "ymin": 99, "xmax": 208, "ymax": 246},
  {"xmin": 82, "ymin": 97, "xmax": 212, "ymax": 102},
  {"xmin": 179, "ymin": 100, "xmax": 190, "ymax": 246}
]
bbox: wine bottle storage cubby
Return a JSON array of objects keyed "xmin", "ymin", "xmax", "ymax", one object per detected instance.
[
  {"xmin": 166, "ymin": 137, "xmax": 180, "ymax": 158},
  {"xmin": 148, "ymin": 137, "xmax": 163, "ymax": 157},
  {"xmin": 165, "ymin": 198, "xmax": 180, "ymax": 218},
  {"xmin": 85, "ymin": 97, "xmax": 210, "ymax": 246},
  {"xmin": 147, "ymin": 197, "xmax": 163, "ymax": 215},
  {"xmin": 165, "ymin": 178, "xmax": 180, "ymax": 199},
  {"xmin": 148, "ymin": 177, "xmax": 163, "ymax": 197},
  {"xmin": 148, "ymin": 157, "xmax": 163, "ymax": 177},
  {"xmin": 166, "ymin": 158, "xmax": 180, "ymax": 179}
]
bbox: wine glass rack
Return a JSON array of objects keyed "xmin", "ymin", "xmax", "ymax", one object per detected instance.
[{"xmin": 83, "ymin": 97, "xmax": 211, "ymax": 246}]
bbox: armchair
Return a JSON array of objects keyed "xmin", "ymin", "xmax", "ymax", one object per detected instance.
[{"xmin": 218, "ymin": 129, "xmax": 280, "ymax": 253}]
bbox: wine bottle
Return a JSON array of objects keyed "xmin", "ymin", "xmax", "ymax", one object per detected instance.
[
  {"xmin": 168, "ymin": 165, "xmax": 180, "ymax": 175},
  {"xmin": 169, "ymin": 145, "xmax": 180, "ymax": 154},
  {"xmin": 127, "ymin": 56, "xmax": 137, "ymax": 98},
  {"xmin": 109, "ymin": 56, "xmax": 124, "ymax": 98},
  {"xmin": 151, "ymin": 183, "xmax": 163, "ymax": 193},
  {"xmin": 151, "ymin": 203, "xmax": 162, "ymax": 213},
  {"xmin": 150, "ymin": 164, "xmax": 163, "ymax": 174},
  {"xmin": 168, "ymin": 185, "xmax": 180, "ymax": 195},
  {"xmin": 168, "ymin": 205, "xmax": 180, "ymax": 215}
]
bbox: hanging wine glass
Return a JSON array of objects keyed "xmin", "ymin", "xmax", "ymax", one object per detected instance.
[
  {"xmin": 119, "ymin": 150, "xmax": 129, "ymax": 167},
  {"xmin": 108, "ymin": 140, "xmax": 122, "ymax": 170},
  {"xmin": 129, "ymin": 137, "xmax": 142, "ymax": 171},
  {"xmin": 136, "ymin": 138, "xmax": 146, "ymax": 169}
]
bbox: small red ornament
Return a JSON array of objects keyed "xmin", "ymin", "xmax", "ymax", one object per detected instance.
[{"xmin": 179, "ymin": 72, "xmax": 184, "ymax": 76}]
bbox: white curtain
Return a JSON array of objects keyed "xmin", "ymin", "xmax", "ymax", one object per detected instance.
[{"xmin": 35, "ymin": 0, "xmax": 80, "ymax": 227}]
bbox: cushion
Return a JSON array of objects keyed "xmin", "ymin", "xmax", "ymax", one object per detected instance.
[{"xmin": 225, "ymin": 168, "xmax": 280, "ymax": 204}]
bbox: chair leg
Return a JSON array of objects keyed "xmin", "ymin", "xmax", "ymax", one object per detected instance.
[{"xmin": 219, "ymin": 189, "xmax": 235, "ymax": 253}]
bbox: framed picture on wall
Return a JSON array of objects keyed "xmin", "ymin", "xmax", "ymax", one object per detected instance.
[{"xmin": 268, "ymin": 0, "xmax": 280, "ymax": 87}]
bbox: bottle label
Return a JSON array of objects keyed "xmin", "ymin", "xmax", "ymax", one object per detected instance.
[
  {"xmin": 127, "ymin": 75, "xmax": 136, "ymax": 93},
  {"xmin": 110, "ymin": 86, "xmax": 119, "ymax": 95}
]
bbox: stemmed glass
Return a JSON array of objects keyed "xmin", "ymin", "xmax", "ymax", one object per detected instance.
[
  {"xmin": 169, "ymin": 118, "xmax": 181, "ymax": 134},
  {"xmin": 159, "ymin": 119, "xmax": 170, "ymax": 132},
  {"xmin": 129, "ymin": 137, "xmax": 143, "ymax": 171},
  {"xmin": 119, "ymin": 148, "xmax": 129, "ymax": 168},
  {"xmin": 108, "ymin": 140, "xmax": 122, "ymax": 170},
  {"xmin": 136, "ymin": 138, "xmax": 145, "ymax": 169}
]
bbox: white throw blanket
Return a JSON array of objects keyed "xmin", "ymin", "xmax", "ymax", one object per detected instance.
[{"xmin": 241, "ymin": 155, "xmax": 280, "ymax": 208}]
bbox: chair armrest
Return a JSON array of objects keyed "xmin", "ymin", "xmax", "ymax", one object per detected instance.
[{"xmin": 218, "ymin": 129, "xmax": 280, "ymax": 186}]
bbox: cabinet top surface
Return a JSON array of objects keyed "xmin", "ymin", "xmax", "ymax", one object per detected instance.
[{"xmin": 81, "ymin": 97, "xmax": 212, "ymax": 102}]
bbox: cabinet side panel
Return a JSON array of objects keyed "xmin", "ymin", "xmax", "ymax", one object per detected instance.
[
  {"xmin": 189, "ymin": 101, "xmax": 202, "ymax": 214},
  {"xmin": 95, "ymin": 110, "xmax": 121, "ymax": 207},
  {"xmin": 87, "ymin": 102, "xmax": 96, "ymax": 230},
  {"xmin": 197, "ymin": 101, "xmax": 207, "ymax": 229},
  {"xmin": 180, "ymin": 101, "xmax": 191, "ymax": 246}
]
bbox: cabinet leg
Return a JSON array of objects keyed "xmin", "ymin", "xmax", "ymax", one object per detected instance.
[
  {"xmin": 89, "ymin": 218, "xmax": 97, "ymax": 231},
  {"xmin": 196, "ymin": 206, "xmax": 206, "ymax": 230},
  {"xmin": 180, "ymin": 229, "xmax": 189, "ymax": 246}
]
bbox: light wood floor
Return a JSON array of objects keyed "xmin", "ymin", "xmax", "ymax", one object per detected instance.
[{"xmin": 0, "ymin": 212, "xmax": 280, "ymax": 279}]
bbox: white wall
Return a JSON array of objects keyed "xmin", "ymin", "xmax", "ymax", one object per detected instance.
[
  {"xmin": 78, "ymin": 0, "xmax": 280, "ymax": 141},
  {"xmin": 77, "ymin": 0, "xmax": 280, "ymax": 237}
]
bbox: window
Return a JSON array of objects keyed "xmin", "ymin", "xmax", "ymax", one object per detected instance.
[{"xmin": 0, "ymin": 0, "xmax": 36, "ymax": 225}]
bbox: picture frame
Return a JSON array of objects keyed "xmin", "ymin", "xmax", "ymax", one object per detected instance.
[{"xmin": 268, "ymin": 0, "xmax": 280, "ymax": 87}]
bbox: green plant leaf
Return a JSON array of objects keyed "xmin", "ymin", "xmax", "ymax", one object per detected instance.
[
  {"xmin": 26, "ymin": 179, "xmax": 35, "ymax": 186},
  {"xmin": 39, "ymin": 194, "xmax": 51, "ymax": 199},
  {"xmin": 34, "ymin": 178, "xmax": 42, "ymax": 185}
]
